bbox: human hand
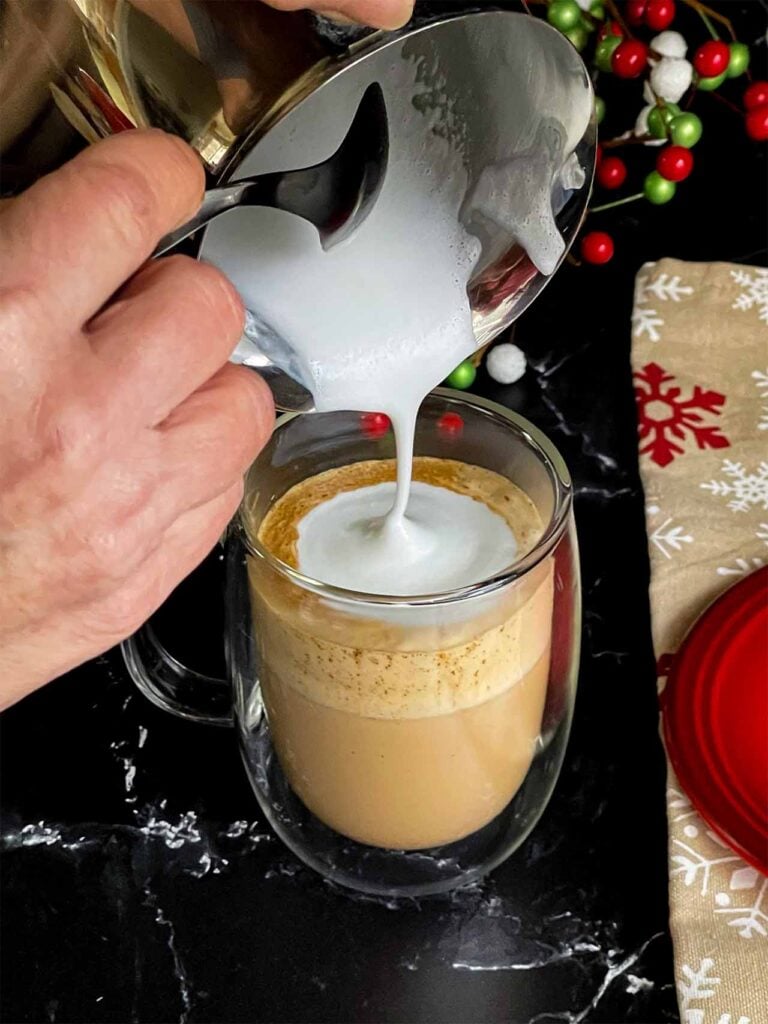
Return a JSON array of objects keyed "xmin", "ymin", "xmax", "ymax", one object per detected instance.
[{"xmin": 0, "ymin": 129, "xmax": 274, "ymax": 710}]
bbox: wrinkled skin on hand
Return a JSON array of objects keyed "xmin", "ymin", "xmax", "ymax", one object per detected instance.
[{"xmin": 0, "ymin": 130, "xmax": 275, "ymax": 708}]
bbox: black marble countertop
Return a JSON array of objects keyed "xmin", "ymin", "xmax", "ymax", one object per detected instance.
[{"xmin": 2, "ymin": 4, "xmax": 766, "ymax": 1021}]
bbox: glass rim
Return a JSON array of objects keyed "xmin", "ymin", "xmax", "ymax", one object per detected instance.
[{"xmin": 237, "ymin": 390, "xmax": 572, "ymax": 607}]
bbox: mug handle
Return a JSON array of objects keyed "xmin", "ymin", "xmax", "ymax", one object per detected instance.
[{"xmin": 120, "ymin": 538, "xmax": 237, "ymax": 727}]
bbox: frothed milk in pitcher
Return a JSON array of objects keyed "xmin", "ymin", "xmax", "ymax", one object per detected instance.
[{"xmin": 207, "ymin": 50, "xmax": 586, "ymax": 593}]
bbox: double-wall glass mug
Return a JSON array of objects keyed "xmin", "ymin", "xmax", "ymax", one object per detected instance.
[{"xmin": 124, "ymin": 391, "xmax": 581, "ymax": 897}]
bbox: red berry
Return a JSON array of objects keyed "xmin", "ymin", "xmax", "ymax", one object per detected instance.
[
  {"xmin": 580, "ymin": 231, "xmax": 614, "ymax": 265},
  {"xmin": 745, "ymin": 105, "xmax": 768, "ymax": 141},
  {"xmin": 596, "ymin": 155, "xmax": 627, "ymax": 189},
  {"xmin": 644, "ymin": 0, "xmax": 675, "ymax": 30},
  {"xmin": 361, "ymin": 412, "xmax": 390, "ymax": 437},
  {"xmin": 611, "ymin": 39, "xmax": 648, "ymax": 79},
  {"xmin": 626, "ymin": 0, "xmax": 647, "ymax": 25},
  {"xmin": 598, "ymin": 19, "xmax": 623, "ymax": 40},
  {"xmin": 744, "ymin": 80, "xmax": 768, "ymax": 111},
  {"xmin": 437, "ymin": 412, "xmax": 464, "ymax": 436},
  {"xmin": 656, "ymin": 145, "xmax": 694, "ymax": 181},
  {"xmin": 596, "ymin": 142, "xmax": 604, "ymax": 165},
  {"xmin": 693, "ymin": 40, "xmax": 730, "ymax": 78}
]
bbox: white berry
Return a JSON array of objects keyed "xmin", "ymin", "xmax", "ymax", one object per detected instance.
[
  {"xmin": 635, "ymin": 105, "xmax": 665, "ymax": 145},
  {"xmin": 486, "ymin": 343, "xmax": 526, "ymax": 385},
  {"xmin": 651, "ymin": 30, "xmax": 687, "ymax": 59},
  {"xmin": 575, "ymin": 0, "xmax": 593, "ymax": 8},
  {"xmin": 650, "ymin": 57, "xmax": 693, "ymax": 104}
]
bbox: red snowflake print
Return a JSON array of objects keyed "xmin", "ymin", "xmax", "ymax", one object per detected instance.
[{"xmin": 634, "ymin": 362, "xmax": 731, "ymax": 468}]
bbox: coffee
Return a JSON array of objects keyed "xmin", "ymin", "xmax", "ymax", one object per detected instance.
[{"xmin": 249, "ymin": 457, "xmax": 553, "ymax": 850}]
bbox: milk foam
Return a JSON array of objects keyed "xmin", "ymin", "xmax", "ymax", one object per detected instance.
[
  {"xmin": 297, "ymin": 480, "xmax": 518, "ymax": 596},
  {"xmin": 212, "ymin": 53, "xmax": 579, "ymax": 595}
]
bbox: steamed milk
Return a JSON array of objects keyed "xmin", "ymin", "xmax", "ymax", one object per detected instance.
[
  {"xmin": 221, "ymin": 63, "xmax": 573, "ymax": 590},
  {"xmin": 230, "ymin": 68, "xmax": 574, "ymax": 846}
]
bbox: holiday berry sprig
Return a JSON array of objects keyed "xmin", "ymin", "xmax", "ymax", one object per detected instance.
[
  {"xmin": 444, "ymin": 0, "xmax": 765, "ymax": 385},
  {"xmin": 542, "ymin": 0, "xmax": 766, "ymax": 265}
]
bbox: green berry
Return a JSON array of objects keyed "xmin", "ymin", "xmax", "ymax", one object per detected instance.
[
  {"xmin": 696, "ymin": 70, "xmax": 727, "ymax": 91},
  {"xmin": 647, "ymin": 103, "xmax": 681, "ymax": 139},
  {"xmin": 726, "ymin": 42, "xmax": 750, "ymax": 78},
  {"xmin": 644, "ymin": 170, "xmax": 677, "ymax": 205},
  {"xmin": 564, "ymin": 24, "xmax": 589, "ymax": 51},
  {"xmin": 547, "ymin": 0, "xmax": 581, "ymax": 32},
  {"xmin": 445, "ymin": 360, "xmax": 476, "ymax": 390},
  {"xmin": 595, "ymin": 34, "xmax": 622, "ymax": 72},
  {"xmin": 669, "ymin": 112, "xmax": 703, "ymax": 148},
  {"xmin": 589, "ymin": 0, "xmax": 605, "ymax": 18},
  {"xmin": 595, "ymin": 96, "xmax": 606, "ymax": 124}
]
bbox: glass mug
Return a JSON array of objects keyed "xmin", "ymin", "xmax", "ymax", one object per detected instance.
[{"xmin": 123, "ymin": 391, "xmax": 580, "ymax": 896}]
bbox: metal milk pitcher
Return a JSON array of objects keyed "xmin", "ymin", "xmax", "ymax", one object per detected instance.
[{"xmin": 1, "ymin": 1, "xmax": 595, "ymax": 410}]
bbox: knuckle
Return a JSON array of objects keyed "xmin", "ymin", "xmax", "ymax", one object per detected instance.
[
  {"xmin": 183, "ymin": 259, "xmax": 243, "ymax": 332},
  {"xmin": 45, "ymin": 398, "xmax": 101, "ymax": 470},
  {"xmin": 79, "ymin": 521, "xmax": 147, "ymax": 586},
  {"xmin": 0, "ymin": 286, "xmax": 67, "ymax": 373},
  {"xmin": 153, "ymin": 256, "xmax": 244, "ymax": 342},
  {"xmin": 78, "ymin": 158, "xmax": 160, "ymax": 254}
]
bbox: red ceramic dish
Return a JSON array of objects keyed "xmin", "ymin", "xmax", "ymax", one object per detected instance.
[{"xmin": 662, "ymin": 566, "xmax": 768, "ymax": 876}]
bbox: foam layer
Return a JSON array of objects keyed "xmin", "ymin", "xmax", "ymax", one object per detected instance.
[
  {"xmin": 296, "ymin": 480, "xmax": 517, "ymax": 596},
  {"xmin": 254, "ymin": 458, "xmax": 552, "ymax": 718}
]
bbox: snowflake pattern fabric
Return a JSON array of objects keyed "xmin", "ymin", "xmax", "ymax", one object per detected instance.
[
  {"xmin": 701, "ymin": 460, "xmax": 768, "ymax": 512},
  {"xmin": 635, "ymin": 362, "xmax": 730, "ymax": 467},
  {"xmin": 632, "ymin": 259, "xmax": 767, "ymax": 1024},
  {"xmin": 730, "ymin": 268, "xmax": 768, "ymax": 324},
  {"xmin": 751, "ymin": 370, "xmax": 768, "ymax": 432}
]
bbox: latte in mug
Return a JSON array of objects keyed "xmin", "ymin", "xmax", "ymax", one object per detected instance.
[{"xmin": 248, "ymin": 456, "xmax": 553, "ymax": 850}]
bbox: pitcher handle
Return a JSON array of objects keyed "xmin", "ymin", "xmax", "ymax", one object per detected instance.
[{"xmin": 120, "ymin": 538, "xmax": 238, "ymax": 727}]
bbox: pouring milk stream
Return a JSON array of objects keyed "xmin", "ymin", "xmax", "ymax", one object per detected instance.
[{"xmin": 208, "ymin": 58, "xmax": 580, "ymax": 596}]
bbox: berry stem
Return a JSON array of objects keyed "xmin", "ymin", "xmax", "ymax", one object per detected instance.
[
  {"xmin": 679, "ymin": 0, "xmax": 736, "ymax": 41},
  {"xmin": 602, "ymin": 133, "xmax": 655, "ymax": 149},
  {"xmin": 590, "ymin": 192, "xmax": 644, "ymax": 213},
  {"xmin": 603, "ymin": 0, "xmax": 631, "ymax": 38},
  {"xmin": 699, "ymin": 9, "xmax": 719, "ymax": 40},
  {"xmin": 704, "ymin": 89, "xmax": 744, "ymax": 116}
]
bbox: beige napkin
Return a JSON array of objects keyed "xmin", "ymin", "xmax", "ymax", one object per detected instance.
[{"xmin": 632, "ymin": 258, "xmax": 767, "ymax": 1024}]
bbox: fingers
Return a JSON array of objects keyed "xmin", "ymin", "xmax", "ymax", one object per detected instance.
[
  {"xmin": 0, "ymin": 130, "xmax": 205, "ymax": 335},
  {"xmin": 57, "ymin": 365, "xmax": 271, "ymax": 587},
  {"xmin": 158, "ymin": 363, "xmax": 274, "ymax": 503},
  {"xmin": 88, "ymin": 255, "xmax": 245, "ymax": 427},
  {"xmin": 266, "ymin": 0, "xmax": 413, "ymax": 28},
  {"xmin": 0, "ymin": 481, "xmax": 244, "ymax": 710},
  {"xmin": 83, "ymin": 480, "xmax": 245, "ymax": 647}
]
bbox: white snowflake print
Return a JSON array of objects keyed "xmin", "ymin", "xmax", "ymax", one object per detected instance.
[
  {"xmin": 731, "ymin": 267, "xmax": 768, "ymax": 323},
  {"xmin": 714, "ymin": 877, "xmax": 768, "ymax": 940},
  {"xmin": 751, "ymin": 370, "xmax": 768, "ymax": 431},
  {"xmin": 632, "ymin": 305, "xmax": 664, "ymax": 342},
  {"xmin": 632, "ymin": 270, "xmax": 695, "ymax": 342},
  {"xmin": 716, "ymin": 556, "xmax": 765, "ymax": 577},
  {"xmin": 668, "ymin": 787, "xmax": 699, "ymax": 825},
  {"xmin": 700, "ymin": 460, "xmax": 768, "ymax": 513},
  {"xmin": 716, "ymin": 523, "xmax": 768, "ymax": 575},
  {"xmin": 647, "ymin": 509, "xmax": 694, "ymax": 559},
  {"xmin": 638, "ymin": 272, "xmax": 695, "ymax": 303},
  {"xmin": 678, "ymin": 958, "xmax": 751, "ymax": 1024},
  {"xmin": 671, "ymin": 837, "xmax": 741, "ymax": 896}
]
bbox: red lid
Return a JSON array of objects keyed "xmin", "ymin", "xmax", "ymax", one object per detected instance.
[{"xmin": 663, "ymin": 566, "xmax": 768, "ymax": 876}]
